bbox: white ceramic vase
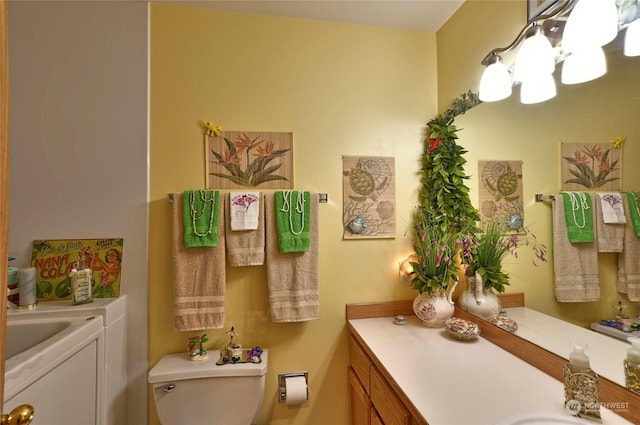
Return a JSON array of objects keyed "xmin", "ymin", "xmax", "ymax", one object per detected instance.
[
  {"xmin": 413, "ymin": 281, "xmax": 459, "ymax": 328},
  {"xmin": 459, "ymin": 273, "xmax": 501, "ymax": 319}
]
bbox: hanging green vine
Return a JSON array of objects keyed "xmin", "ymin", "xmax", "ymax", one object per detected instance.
[
  {"xmin": 410, "ymin": 91, "xmax": 482, "ymax": 294},
  {"xmin": 421, "ymin": 90, "xmax": 481, "ymax": 234}
]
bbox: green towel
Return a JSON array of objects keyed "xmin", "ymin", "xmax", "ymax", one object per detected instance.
[
  {"xmin": 183, "ymin": 190, "xmax": 220, "ymax": 248},
  {"xmin": 625, "ymin": 191, "xmax": 640, "ymax": 237},
  {"xmin": 275, "ymin": 190, "xmax": 311, "ymax": 252},
  {"xmin": 560, "ymin": 191, "xmax": 594, "ymax": 243}
]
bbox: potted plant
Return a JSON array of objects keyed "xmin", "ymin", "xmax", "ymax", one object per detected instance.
[
  {"xmin": 459, "ymin": 217, "xmax": 549, "ymax": 318},
  {"xmin": 409, "ymin": 209, "xmax": 461, "ymax": 327},
  {"xmin": 409, "ymin": 92, "xmax": 481, "ymax": 327}
]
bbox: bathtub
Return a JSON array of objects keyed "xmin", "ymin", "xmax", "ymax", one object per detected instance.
[
  {"xmin": 4, "ymin": 313, "xmax": 104, "ymax": 424},
  {"xmin": 4, "ymin": 297, "xmax": 127, "ymax": 425}
]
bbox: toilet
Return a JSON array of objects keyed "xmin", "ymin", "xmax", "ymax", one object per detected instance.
[{"xmin": 148, "ymin": 349, "xmax": 268, "ymax": 425}]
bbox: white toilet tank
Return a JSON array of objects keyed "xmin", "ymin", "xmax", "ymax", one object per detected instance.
[{"xmin": 148, "ymin": 349, "xmax": 268, "ymax": 425}]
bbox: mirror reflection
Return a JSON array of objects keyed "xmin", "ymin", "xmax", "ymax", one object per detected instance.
[{"xmin": 454, "ymin": 32, "xmax": 640, "ymax": 390}]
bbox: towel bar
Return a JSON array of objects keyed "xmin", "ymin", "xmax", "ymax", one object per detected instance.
[
  {"xmin": 535, "ymin": 193, "xmax": 555, "ymax": 202},
  {"xmin": 167, "ymin": 192, "xmax": 329, "ymax": 203}
]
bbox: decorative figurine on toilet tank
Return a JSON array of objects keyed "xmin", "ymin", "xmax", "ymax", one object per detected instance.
[
  {"xmin": 222, "ymin": 326, "xmax": 242, "ymax": 363},
  {"xmin": 187, "ymin": 334, "xmax": 209, "ymax": 361}
]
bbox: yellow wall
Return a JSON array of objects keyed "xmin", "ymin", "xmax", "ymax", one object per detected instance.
[
  {"xmin": 149, "ymin": 5, "xmax": 436, "ymax": 424},
  {"xmin": 436, "ymin": 0, "xmax": 524, "ymax": 110},
  {"xmin": 438, "ymin": 1, "xmax": 640, "ymax": 324}
]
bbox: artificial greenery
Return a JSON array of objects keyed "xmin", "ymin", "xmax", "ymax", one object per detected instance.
[
  {"xmin": 410, "ymin": 91, "xmax": 481, "ymax": 294},
  {"xmin": 462, "ymin": 219, "xmax": 512, "ymax": 294},
  {"xmin": 461, "ymin": 215, "xmax": 549, "ymax": 293},
  {"xmin": 410, "ymin": 91, "xmax": 550, "ymax": 294},
  {"xmin": 410, "ymin": 211, "xmax": 460, "ymax": 295}
]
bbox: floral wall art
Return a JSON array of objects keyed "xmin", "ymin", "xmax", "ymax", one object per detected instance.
[
  {"xmin": 342, "ymin": 156, "xmax": 396, "ymax": 239},
  {"xmin": 206, "ymin": 131, "xmax": 293, "ymax": 189},
  {"xmin": 561, "ymin": 142, "xmax": 622, "ymax": 191},
  {"xmin": 478, "ymin": 160, "xmax": 524, "ymax": 231}
]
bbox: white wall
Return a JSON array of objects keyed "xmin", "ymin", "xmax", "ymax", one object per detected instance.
[{"xmin": 7, "ymin": 2, "xmax": 149, "ymax": 424}]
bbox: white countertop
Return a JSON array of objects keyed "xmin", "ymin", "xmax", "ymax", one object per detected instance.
[
  {"xmin": 349, "ymin": 315, "xmax": 631, "ymax": 425},
  {"xmin": 504, "ymin": 307, "xmax": 630, "ymax": 388}
]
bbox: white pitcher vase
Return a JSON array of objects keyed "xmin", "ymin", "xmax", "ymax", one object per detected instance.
[
  {"xmin": 458, "ymin": 273, "xmax": 501, "ymax": 319},
  {"xmin": 413, "ymin": 281, "xmax": 459, "ymax": 328}
]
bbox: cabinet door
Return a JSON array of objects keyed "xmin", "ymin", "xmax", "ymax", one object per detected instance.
[
  {"xmin": 348, "ymin": 367, "xmax": 371, "ymax": 425},
  {"xmin": 350, "ymin": 337, "xmax": 371, "ymax": 393},
  {"xmin": 371, "ymin": 408, "xmax": 384, "ymax": 425},
  {"xmin": 370, "ymin": 366, "xmax": 410, "ymax": 425}
]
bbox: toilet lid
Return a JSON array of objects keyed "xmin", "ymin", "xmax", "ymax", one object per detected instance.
[{"xmin": 148, "ymin": 349, "xmax": 268, "ymax": 383}]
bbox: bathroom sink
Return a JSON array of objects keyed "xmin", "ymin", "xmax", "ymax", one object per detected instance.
[{"xmin": 495, "ymin": 412, "xmax": 588, "ymax": 425}]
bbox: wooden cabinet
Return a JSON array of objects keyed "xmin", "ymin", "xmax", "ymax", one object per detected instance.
[
  {"xmin": 348, "ymin": 367, "xmax": 371, "ymax": 425},
  {"xmin": 348, "ymin": 336, "xmax": 414, "ymax": 425},
  {"xmin": 371, "ymin": 409, "xmax": 384, "ymax": 425},
  {"xmin": 370, "ymin": 367, "xmax": 410, "ymax": 425}
]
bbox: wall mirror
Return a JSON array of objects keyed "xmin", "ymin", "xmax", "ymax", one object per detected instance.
[{"xmin": 453, "ymin": 30, "xmax": 640, "ymax": 396}]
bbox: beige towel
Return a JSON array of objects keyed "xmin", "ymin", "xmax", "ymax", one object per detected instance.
[
  {"xmin": 595, "ymin": 193, "xmax": 625, "ymax": 253},
  {"xmin": 618, "ymin": 195, "xmax": 640, "ymax": 300},
  {"xmin": 225, "ymin": 194, "xmax": 265, "ymax": 266},
  {"xmin": 172, "ymin": 192, "xmax": 226, "ymax": 331},
  {"xmin": 265, "ymin": 192, "xmax": 319, "ymax": 322},
  {"xmin": 552, "ymin": 194, "xmax": 600, "ymax": 302}
]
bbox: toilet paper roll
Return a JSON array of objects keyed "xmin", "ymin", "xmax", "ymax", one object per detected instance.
[
  {"xmin": 284, "ymin": 376, "xmax": 308, "ymax": 405},
  {"xmin": 18, "ymin": 267, "xmax": 37, "ymax": 306}
]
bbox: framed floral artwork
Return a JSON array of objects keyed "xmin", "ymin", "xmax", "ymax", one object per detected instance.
[
  {"xmin": 206, "ymin": 131, "xmax": 293, "ymax": 189},
  {"xmin": 342, "ymin": 156, "xmax": 396, "ymax": 239},
  {"xmin": 561, "ymin": 142, "xmax": 622, "ymax": 191}
]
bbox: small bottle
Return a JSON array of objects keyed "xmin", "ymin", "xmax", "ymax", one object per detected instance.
[
  {"xmin": 563, "ymin": 342, "xmax": 601, "ymax": 421},
  {"xmin": 624, "ymin": 336, "xmax": 640, "ymax": 395},
  {"xmin": 69, "ymin": 254, "xmax": 93, "ymax": 305}
]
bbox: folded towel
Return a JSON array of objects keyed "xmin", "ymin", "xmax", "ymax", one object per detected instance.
[
  {"xmin": 597, "ymin": 192, "xmax": 626, "ymax": 223},
  {"xmin": 225, "ymin": 194, "xmax": 265, "ymax": 266},
  {"xmin": 552, "ymin": 194, "xmax": 600, "ymax": 302},
  {"xmin": 230, "ymin": 192, "xmax": 260, "ymax": 230},
  {"xmin": 624, "ymin": 191, "xmax": 640, "ymax": 237},
  {"xmin": 594, "ymin": 193, "xmax": 624, "ymax": 252},
  {"xmin": 265, "ymin": 193, "xmax": 319, "ymax": 323},
  {"xmin": 560, "ymin": 191, "xmax": 594, "ymax": 243},
  {"xmin": 172, "ymin": 192, "xmax": 226, "ymax": 331},
  {"xmin": 183, "ymin": 190, "xmax": 220, "ymax": 248},
  {"xmin": 618, "ymin": 195, "xmax": 640, "ymax": 301},
  {"xmin": 275, "ymin": 190, "xmax": 311, "ymax": 253}
]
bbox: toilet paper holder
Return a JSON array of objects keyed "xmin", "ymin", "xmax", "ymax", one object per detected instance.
[{"xmin": 278, "ymin": 371, "xmax": 308, "ymax": 403}]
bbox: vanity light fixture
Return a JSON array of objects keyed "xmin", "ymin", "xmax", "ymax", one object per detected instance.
[
  {"xmin": 624, "ymin": 18, "xmax": 640, "ymax": 57},
  {"xmin": 478, "ymin": 0, "xmax": 639, "ymax": 104},
  {"xmin": 561, "ymin": 45, "xmax": 607, "ymax": 84},
  {"xmin": 478, "ymin": 0, "xmax": 570, "ymax": 104},
  {"xmin": 514, "ymin": 25, "xmax": 556, "ymax": 83},
  {"xmin": 561, "ymin": 0, "xmax": 618, "ymax": 53},
  {"xmin": 478, "ymin": 54, "xmax": 512, "ymax": 102},
  {"xmin": 520, "ymin": 73, "xmax": 557, "ymax": 104},
  {"xmin": 398, "ymin": 254, "xmax": 418, "ymax": 284}
]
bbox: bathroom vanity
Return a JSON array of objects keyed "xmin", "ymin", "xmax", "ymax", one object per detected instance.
[{"xmin": 346, "ymin": 300, "xmax": 633, "ymax": 425}]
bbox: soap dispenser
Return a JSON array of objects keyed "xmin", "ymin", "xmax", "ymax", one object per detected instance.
[
  {"xmin": 563, "ymin": 342, "xmax": 601, "ymax": 421},
  {"xmin": 624, "ymin": 336, "xmax": 640, "ymax": 395}
]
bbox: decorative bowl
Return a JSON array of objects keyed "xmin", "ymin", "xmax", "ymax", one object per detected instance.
[{"xmin": 445, "ymin": 317, "xmax": 480, "ymax": 341}]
